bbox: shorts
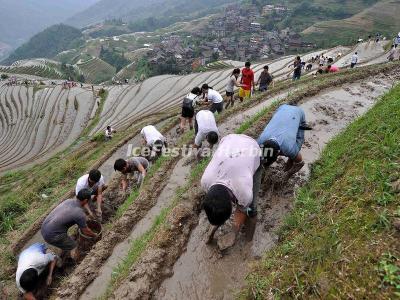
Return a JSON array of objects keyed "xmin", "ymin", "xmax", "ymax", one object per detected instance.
[
  {"xmin": 259, "ymin": 84, "xmax": 268, "ymax": 92},
  {"xmin": 239, "ymin": 88, "xmax": 251, "ymax": 99},
  {"xmin": 226, "ymin": 91, "xmax": 234, "ymax": 97},
  {"xmin": 350, "ymin": 63, "xmax": 356, "ymax": 68},
  {"xmin": 210, "ymin": 102, "xmax": 223, "ymax": 114},
  {"xmin": 181, "ymin": 106, "xmax": 194, "ymax": 118},
  {"xmin": 44, "ymin": 233, "xmax": 76, "ymax": 251}
]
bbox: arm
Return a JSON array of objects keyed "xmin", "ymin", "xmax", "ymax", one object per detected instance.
[
  {"xmin": 83, "ymin": 203, "xmax": 95, "ymax": 219},
  {"xmin": 46, "ymin": 258, "xmax": 57, "ymax": 286},
  {"xmin": 137, "ymin": 163, "xmax": 147, "ymax": 178},
  {"xmin": 120, "ymin": 174, "xmax": 128, "ymax": 191},
  {"xmin": 81, "ymin": 226, "xmax": 97, "ymax": 238},
  {"xmin": 23, "ymin": 292, "xmax": 36, "ymax": 300},
  {"xmin": 96, "ymin": 186, "xmax": 103, "ymax": 214}
]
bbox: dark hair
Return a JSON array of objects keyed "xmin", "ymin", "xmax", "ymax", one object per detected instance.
[
  {"xmin": 355, "ymin": 52, "xmax": 358, "ymax": 55},
  {"xmin": 327, "ymin": 65, "xmax": 332, "ymax": 69},
  {"xmin": 77, "ymin": 188, "xmax": 92, "ymax": 201},
  {"xmin": 114, "ymin": 158, "xmax": 127, "ymax": 172},
  {"xmin": 106, "ymin": 125, "xmax": 111, "ymax": 130},
  {"xmin": 153, "ymin": 139, "xmax": 164, "ymax": 155},
  {"xmin": 296, "ymin": 56, "xmax": 301, "ymax": 60},
  {"xmin": 261, "ymin": 140, "xmax": 280, "ymax": 166},
  {"xmin": 201, "ymin": 83, "xmax": 209, "ymax": 90},
  {"xmin": 191, "ymin": 87, "xmax": 201, "ymax": 95},
  {"xmin": 263, "ymin": 65, "xmax": 269, "ymax": 70},
  {"xmin": 232, "ymin": 68, "xmax": 240, "ymax": 75},
  {"xmin": 245, "ymin": 61, "xmax": 251, "ymax": 67},
  {"xmin": 20, "ymin": 269, "xmax": 38, "ymax": 292},
  {"xmin": 203, "ymin": 185, "xmax": 233, "ymax": 226},
  {"xmin": 206, "ymin": 131, "xmax": 219, "ymax": 145},
  {"xmin": 88, "ymin": 169, "xmax": 101, "ymax": 182}
]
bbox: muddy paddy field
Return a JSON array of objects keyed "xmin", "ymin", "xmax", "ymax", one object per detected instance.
[{"xmin": 1, "ymin": 43, "xmax": 398, "ymax": 299}]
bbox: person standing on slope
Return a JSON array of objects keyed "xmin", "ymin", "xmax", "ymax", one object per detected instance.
[
  {"xmin": 76, "ymin": 169, "xmax": 107, "ymax": 219},
  {"xmin": 114, "ymin": 157, "xmax": 149, "ymax": 191},
  {"xmin": 225, "ymin": 68, "xmax": 244, "ymax": 109},
  {"xmin": 292, "ymin": 56, "xmax": 302, "ymax": 81},
  {"xmin": 201, "ymin": 134, "xmax": 263, "ymax": 250},
  {"xmin": 15, "ymin": 243, "xmax": 58, "ymax": 300},
  {"xmin": 41, "ymin": 189, "xmax": 98, "ymax": 262},
  {"xmin": 394, "ymin": 32, "xmax": 400, "ymax": 48},
  {"xmin": 257, "ymin": 104, "xmax": 310, "ymax": 179},
  {"xmin": 239, "ymin": 61, "xmax": 255, "ymax": 101},
  {"xmin": 256, "ymin": 65, "xmax": 274, "ymax": 92},
  {"xmin": 193, "ymin": 110, "xmax": 219, "ymax": 150},
  {"xmin": 201, "ymin": 84, "xmax": 224, "ymax": 114},
  {"xmin": 179, "ymin": 87, "xmax": 202, "ymax": 133},
  {"xmin": 141, "ymin": 125, "xmax": 167, "ymax": 159},
  {"xmin": 350, "ymin": 52, "xmax": 359, "ymax": 68}
]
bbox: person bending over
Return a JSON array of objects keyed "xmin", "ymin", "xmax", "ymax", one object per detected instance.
[
  {"xmin": 141, "ymin": 125, "xmax": 167, "ymax": 159},
  {"xmin": 201, "ymin": 84, "xmax": 224, "ymax": 114},
  {"xmin": 114, "ymin": 157, "xmax": 149, "ymax": 191},
  {"xmin": 76, "ymin": 169, "xmax": 107, "ymax": 219},
  {"xmin": 16, "ymin": 243, "xmax": 58, "ymax": 300},
  {"xmin": 194, "ymin": 110, "xmax": 219, "ymax": 151},
  {"xmin": 258, "ymin": 104, "xmax": 310, "ymax": 178},
  {"xmin": 201, "ymin": 134, "xmax": 263, "ymax": 249},
  {"xmin": 41, "ymin": 189, "xmax": 97, "ymax": 262}
]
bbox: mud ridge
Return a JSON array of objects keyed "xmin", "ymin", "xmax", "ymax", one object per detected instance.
[{"xmin": 108, "ymin": 64, "xmax": 400, "ymax": 299}]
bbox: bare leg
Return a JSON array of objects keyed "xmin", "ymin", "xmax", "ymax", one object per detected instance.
[
  {"xmin": 189, "ymin": 117, "xmax": 193, "ymax": 130},
  {"xmin": 206, "ymin": 225, "xmax": 219, "ymax": 244}
]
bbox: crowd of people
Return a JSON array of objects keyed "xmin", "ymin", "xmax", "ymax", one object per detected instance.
[{"xmin": 14, "ymin": 35, "xmax": 400, "ymax": 298}]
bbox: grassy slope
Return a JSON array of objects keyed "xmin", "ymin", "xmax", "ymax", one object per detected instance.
[
  {"xmin": 303, "ymin": 0, "xmax": 400, "ymax": 47},
  {"xmin": 244, "ymin": 84, "xmax": 400, "ymax": 299}
]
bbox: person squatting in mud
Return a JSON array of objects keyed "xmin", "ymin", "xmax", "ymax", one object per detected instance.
[
  {"xmin": 75, "ymin": 169, "xmax": 107, "ymax": 220},
  {"xmin": 140, "ymin": 125, "xmax": 168, "ymax": 160},
  {"xmin": 201, "ymin": 134, "xmax": 263, "ymax": 250},
  {"xmin": 179, "ymin": 87, "xmax": 202, "ymax": 133},
  {"xmin": 41, "ymin": 189, "xmax": 98, "ymax": 263},
  {"xmin": 15, "ymin": 243, "xmax": 58, "ymax": 300},
  {"xmin": 257, "ymin": 104, "xmax": 311, "ymax": 179},
  {"xmin": 114, "ymin": 157, "xmax": 150, "ymax": 191}
]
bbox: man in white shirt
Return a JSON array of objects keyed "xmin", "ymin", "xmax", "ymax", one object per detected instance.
[
  {"xmin": 201, "ymin": 134, "xmax": 263, "ymax": 249},
  {"xmin": 201, "ymin": 84, "xmax": 224, "ymax": 114},
  {"xmin": 194, "ymin": 110, "xmax": 219, "ymax": 149},
  {"xmin": 351, "ymin": 52, "xmax": 358, "ymax": 68},
  {"xmin": 140, "ymin": 125, "xmax": 167, "ymax": 159},
  {"xmin": 76, "ymin": 169, "xmax": 106, "ymax": 219},
  {"xmin": 16, "ymin": 243, "xmax": 57, "ymax": 300}
]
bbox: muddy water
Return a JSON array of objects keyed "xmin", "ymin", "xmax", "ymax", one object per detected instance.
[
  {"xmin": 80, "ymin": 158, "xmax": 191, "ymax": 300},
  {"xmin": 154, "ymin": 77, "xmax": 395, "ymax": 300}
]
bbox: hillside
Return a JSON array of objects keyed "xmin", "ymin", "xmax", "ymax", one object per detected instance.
[
  {"xmin": 66, "ymin": 0, "xmax": 233, "ymax": 28},
  {"xmin": 303, "ymin": 0, "xmax": 400, "ymax": 47},
  {"xmin": 2, "ymin": 24, "xmax": 83, "ymax": 65},
  {"xmin": 0, "ymin": 0, "xmax": 98, "ymax": 51}
]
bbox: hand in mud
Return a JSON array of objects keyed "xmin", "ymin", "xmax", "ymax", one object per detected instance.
[
  {"xmin": 206, "ymin": 226, "xmax": 219, "ymax": 244},
  {"xmin": 95, "ymin": 209, "xmax": 102, "ymax": 222},
  {"xmin": 46, "ymin": 275, "xmax": 52, "ymax": 286},
  {"xmin": 217, "ymin": 231, "xmax": 237, "ymax": 251}
]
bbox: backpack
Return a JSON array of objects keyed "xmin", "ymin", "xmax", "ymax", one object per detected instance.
[{"xmin": 182, "ymin": 93, "xmax": 197, "ymax": 109}]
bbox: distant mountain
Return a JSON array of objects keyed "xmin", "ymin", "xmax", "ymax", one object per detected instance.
[
  {"xmin": 66, "ymin": 0, "xmax": 234, "ymax": 28},
  {"xmin": 0, "ymin": 0, "xmax": 99, "ymax": 49},
  {"xmin": 2, "ymin": 24, "xmax": 83, "ymax": 65}
]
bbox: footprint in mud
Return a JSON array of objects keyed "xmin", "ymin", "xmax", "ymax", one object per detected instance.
[
  {"xmin": 314, "ymin": 103, "xmax": 339, "ymax": 119},
  {"xmin": 316, "ymin": 119, "xmax": 329, "ymax": 125}
]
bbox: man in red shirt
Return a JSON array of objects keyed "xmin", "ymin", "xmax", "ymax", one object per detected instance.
[{"xmin": 239, "ymin": 61, "xmax": 255, "ymax": 101}]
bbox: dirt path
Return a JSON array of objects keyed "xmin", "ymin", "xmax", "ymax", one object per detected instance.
[{"xmin": 150, "ymin": 75, "xmax": 397, "ymax": 299}]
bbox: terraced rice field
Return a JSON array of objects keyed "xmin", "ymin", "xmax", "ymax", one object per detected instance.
[
  {"xmin": 0, "ymin": 83, "xmax": 95, "ymax": 172},
  {"xmin": 90, "ymin": 46, "xmax": 350, "ymax": 135},
  {"xmin": 0, "ymin": 59, "xmax": 66, "ymax": 79},
  {"xmin": 1, "ymin": 41, "xmax": 394, "ymax": 299},
  {"xmin": 76, "ymin": 57, "xmax": 116, "ymax": 84}
]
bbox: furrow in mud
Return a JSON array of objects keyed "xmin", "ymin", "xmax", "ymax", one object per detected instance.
[{"xmin": 107, "ymin": 66, "xmax": 400, "ymax": 300}]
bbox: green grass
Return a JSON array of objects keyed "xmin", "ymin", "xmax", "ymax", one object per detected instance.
[{"xmin": 243, "ymin": 84, "xmax": 400, "ymax": 299}]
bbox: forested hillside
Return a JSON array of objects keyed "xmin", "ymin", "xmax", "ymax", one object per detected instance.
[{"xmin": 2, "ymin": 24, "xmax": 83, "ymax": 65}]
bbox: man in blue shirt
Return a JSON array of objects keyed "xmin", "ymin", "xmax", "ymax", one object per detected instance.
[{"xmin": 258, "ymin": 104, "xmax": 309, "ymax": 178}]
